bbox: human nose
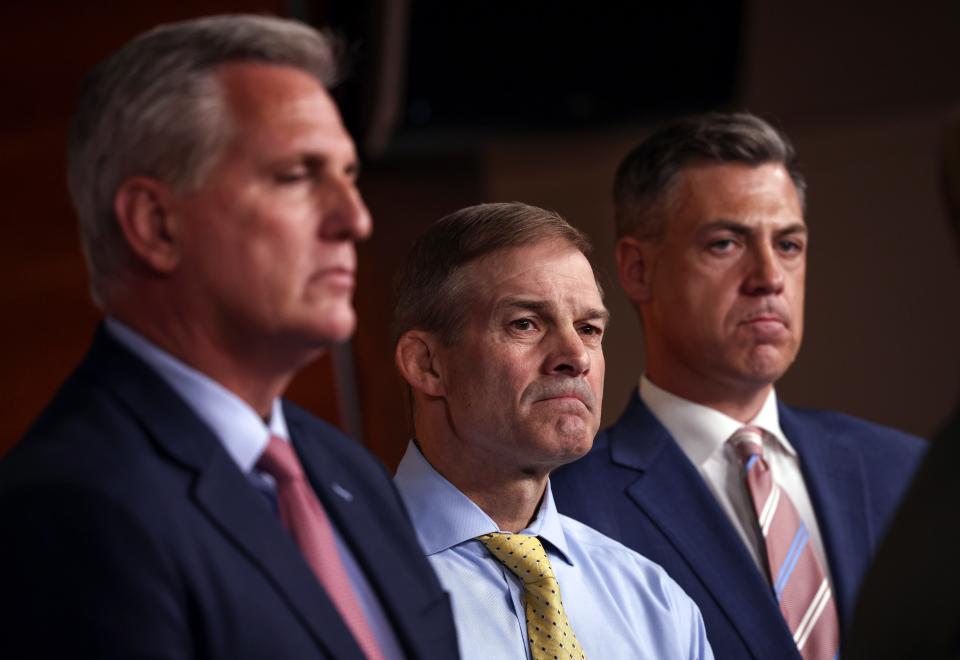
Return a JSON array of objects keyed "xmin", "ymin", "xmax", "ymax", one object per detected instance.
[
  {"xmin": 320, "ymin": 176, "xmax": 373, "ymax": 242},
  {"xmin": 743, "ymin": 243, "xmax": 784, "ymax": 295},
  {"xmin": 544, "ymin": 327, "xmax": 591, "ymax": 377}
]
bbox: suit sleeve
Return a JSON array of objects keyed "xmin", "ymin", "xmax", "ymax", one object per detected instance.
[{"xmin": 0, "ymin": 484, "xmax": 192, "ymax": 659}]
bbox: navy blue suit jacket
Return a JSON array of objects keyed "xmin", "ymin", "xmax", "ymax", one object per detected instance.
[
  {"xmin": 551, "ymin": 391, "xmax": 925, "ymax": 660},
  {"xmin": 0, "ymin": 328, "xmax": 459, "ymax": 659}
]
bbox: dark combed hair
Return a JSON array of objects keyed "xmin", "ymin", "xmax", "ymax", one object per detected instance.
[
  {"xmin": 393, "ymin": 202, "xmax": 594, "ymax": 345},
  {"xmin": 614, "ymin": 112, "xmax": 807, "ymax": 239}
]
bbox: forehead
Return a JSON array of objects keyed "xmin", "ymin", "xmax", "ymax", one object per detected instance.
[
  {"xmin": 666, "ymin": 162, "xmax": 804, "ymax": 232},
  {"xmin": 215, "ymin": 61, "xmax": 356, "ymax": 160},
  {"xmin": 465, "ymin": 240, "xmax": 603, "ymax": 309}
]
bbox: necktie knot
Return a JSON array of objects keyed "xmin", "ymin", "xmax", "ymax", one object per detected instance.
[
  {"xmin": 256, "ymin": 435, "xmax": 303, "ymax": 484},
  {"xmin": 730, "ymin": 425, "xmax": 766, "ymax": 468},
  {"xmin": 477, "ymin": 532, "xmax": 555, "ymax": 584}
]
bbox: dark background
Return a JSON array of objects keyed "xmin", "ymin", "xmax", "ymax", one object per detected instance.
[{"xmin": 1, "ymin": 0, "xmax": 957, "ymax": 469}]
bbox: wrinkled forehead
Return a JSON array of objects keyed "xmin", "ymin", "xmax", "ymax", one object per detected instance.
[{"xmin": 462, "ymin": 241, "xmax": 605, "ymax": 310}]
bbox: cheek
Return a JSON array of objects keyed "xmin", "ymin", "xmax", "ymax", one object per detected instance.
[{"xmin": 592, "ymin": 354, "xmax": 605, "ymax": 400}]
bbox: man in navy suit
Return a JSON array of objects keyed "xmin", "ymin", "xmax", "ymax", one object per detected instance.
[
  {"xmin": 0, "ymin": 15, "xmax": 457, "ymax": 659},
  {"xmin": 551, "ymin": 112, "xmax": 925, "ymax": 660}
]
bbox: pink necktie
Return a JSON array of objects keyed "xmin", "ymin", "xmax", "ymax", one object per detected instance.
[
  {"xmin": 257, "ymin": 436, "xmax": 385, "ymax": 660},
  {"xmin": 731, "ymin": 426, "xmax": 839, "ymax": 660}
]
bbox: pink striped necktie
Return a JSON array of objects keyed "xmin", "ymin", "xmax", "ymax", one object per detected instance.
[
  {"xmin": 257, "ymin": 436, "xmax": 385, "ymax": 660},
  {"xmin": 730, "ymin": 426, "xmax": 839, "ymax": 660}
]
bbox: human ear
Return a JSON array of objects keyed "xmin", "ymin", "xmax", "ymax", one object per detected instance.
[
  {"xmin": 113, "ymin": 176, "xmax": 180, "ymax": 273},
  {"xmin": 395, "ymin": 331, "xmax": 445, "ymax": 397},
  {"xmin": 615, "ymin": 235, "xmax": 657, "ymax": 304}
]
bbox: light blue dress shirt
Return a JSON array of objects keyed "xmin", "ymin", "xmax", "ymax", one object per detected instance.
[
  {"xmin": 105, "ymin": 319, "xmax": 404, "ymax": 659},
  {"xmin": 394, "ymin": 442, "xmax": 715, "ymax": 660}
]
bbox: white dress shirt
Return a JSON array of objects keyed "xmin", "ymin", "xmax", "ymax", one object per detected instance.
[
  {"xmin": 639, "ymin": 375, "xmax": 833, "ymax": 587},
  {"xmin": 105, "ymin": 319, "xmax": 404, "ymax": 659}
]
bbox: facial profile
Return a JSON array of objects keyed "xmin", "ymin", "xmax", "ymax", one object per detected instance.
[{"xmin": 162, "ymin": 62, "xmax": 371, "ymax": 358}]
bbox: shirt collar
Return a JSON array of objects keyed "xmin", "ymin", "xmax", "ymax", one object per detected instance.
[
  {"xmin": 393, "ymin": 441, "xmax": 574, "ymax": 565},
  {"xmin": 638, "ymin": 374, "xmax": 794, "ymax": 468},
  {"xmin": 105, "ymin": 318, "xmax": 289, "ymax": 473}
]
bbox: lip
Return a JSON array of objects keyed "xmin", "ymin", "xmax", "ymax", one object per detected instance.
[
  {"xmin": 740, "ymin": 313, "xmax": 787, "ymax": 327},
  {"xmin": 536, "ymin": 394, "xmax": 590, "ymax": 410},
  {"xmin": 313, "ymin": 267, "xmax": 355, "ymax": 289},
  {"xmin": 738, "ymin": 316, "xmax": 789, "ymax": 341}
]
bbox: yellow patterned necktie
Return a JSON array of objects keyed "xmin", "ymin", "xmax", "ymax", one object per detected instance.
[{"xmin": 477, "ymin": 532, "xmax": 586, "ymax": 660}]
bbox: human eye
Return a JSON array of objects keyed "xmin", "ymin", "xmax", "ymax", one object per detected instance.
[
  {"xmin": 580, "ymin": 323, "xmax": 603, "ymax": 337},
  {"xmin": 578, "ymin": 322, "xmax": 606, "ymax": 345},
  {"xmin": 706, "ymin": 235, "xmax": 739, "ymax": 254},
  {"xmin": 274, "ymin": 166, "xmax": 310, "ymax": 184},
  {"xmin": 508, "ymin": 317, "xmax": 538, "ymax": 332},
  {"xmin": 344, "ymin": 160, "xmax": 361, "ymax": 182},
  {"xmin": 273, "ymin": 156, "xmax": 324, "ymax": 185},
  {"xmin": 778, "ymin": 236, "xmax": 805, "ymax": 255}
]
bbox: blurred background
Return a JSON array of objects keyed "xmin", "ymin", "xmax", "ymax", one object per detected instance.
[{"xmin": 1, "ymin": 0, "xmax": 957, "ymax": 469}]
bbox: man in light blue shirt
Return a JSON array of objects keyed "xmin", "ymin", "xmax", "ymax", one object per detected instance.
[{"xmin": 391, "ymin": 202, "xmax": 713, "ymax": 660}]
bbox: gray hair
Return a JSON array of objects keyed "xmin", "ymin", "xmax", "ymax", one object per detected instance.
[
  {"xmin": 393, "ymin": 202, "xmax": 596, "ymax": 345},
  {"xmin": 614, "ymin": 112, "xmax": 807, "ymax": 239},
  {"xmin": 67, "ymin": 14, "xmax": 339, "ymax": 305}
]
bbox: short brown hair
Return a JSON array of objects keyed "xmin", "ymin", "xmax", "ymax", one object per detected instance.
[
  {"xmin": 393, "ymin": 202, "xmax": 595, "ymax": 345},
  {"xmin": 614, "ymin": 112, "xmax": 806, "ymax": 239}
]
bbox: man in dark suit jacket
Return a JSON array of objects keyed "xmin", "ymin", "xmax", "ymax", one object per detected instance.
[
  {"xmin": 0, "ymin": 15, "xmax": 457, "ymax": 659},
  {"xmin": 552, "ymin": 112, "xmax": 924, "ymax": 660}
]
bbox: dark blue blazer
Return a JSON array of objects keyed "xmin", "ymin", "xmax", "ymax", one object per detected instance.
[
  {"xmin": 0, "ymin": 327, "xmax": 458, "ymax": 659},
  {"xmin": 551, "ymin": 391, "xmax": 925, "ymax": 660}
]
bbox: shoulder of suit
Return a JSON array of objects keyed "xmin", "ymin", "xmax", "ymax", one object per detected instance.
[
  {"xmin": 781, "ymin": 403, "xmax": 927, "ymax": 459},
  {"xmin": 281, "ymin": 399, "xmax": 349, "ymax": 441},
  {"xmin": 783, "ymin": 403, "xmax": 924, "ymax": 440},
  {"xmin": 280, "ymin": 400, "xmax": 391, "ymax": 476}
]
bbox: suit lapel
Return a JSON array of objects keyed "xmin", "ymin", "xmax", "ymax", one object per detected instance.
[
  {"xmin": 83, "ymin": 328, "xmax": 365, "ymax": 660},
  {"xmin": 288, "ymin": 415, "xmax": 448, "ymax": 658},
  {"xmin": 190, "ymin": 456, "xmax": 365, "ymax": 660},
  {"xmin": 611, "ymin": 393, "xmax": 798, "ymax": 660},
  {"xmin": 780, "ymin": 404, "xmax": 870, "ymax": 627}
]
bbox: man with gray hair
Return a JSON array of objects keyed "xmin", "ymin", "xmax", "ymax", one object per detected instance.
[
  {"xmin": 551, "ymin": 113, "xmax": 924, "ymax": 660},
  {"xmin": 0, "ymin": 15, "xmax": 458, "ymax": 659},
  {"xmin": 392, "ymin": 202, "xmax": 714, "ymax": 659}
]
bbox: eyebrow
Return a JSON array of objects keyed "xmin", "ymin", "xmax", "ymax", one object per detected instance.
[
  {"xmin": 498, "ymin": 297, "xmax": 610, "ymax": 323},
  {"xmin": 272, "ymin": 152, "xmax": 361, "ymax": 179},
  {"xmin": 699, "ymin": 219, "xmax": 808, "ymax": 237}
]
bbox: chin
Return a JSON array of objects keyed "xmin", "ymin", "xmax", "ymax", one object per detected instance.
[
  {"xmin": 554, "ymin": 423, "xmax": 597, "ymax": 459},
  {"xmin": 737, "ymin": 359, "xmax": 791, "ymax": 386},
  {"xmin": 551, "ymin": 441, "xmax": 593, "ymax": 469},
  {"xmin": 308, "ymin": 307, "xmax": 357, "ymax": 345}
]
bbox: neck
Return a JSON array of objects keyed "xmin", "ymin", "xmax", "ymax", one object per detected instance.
[
  {"xmin": 645, "ymin": 362, "xmax": 773, "ymax": 423},
  {"xmin": 461, "ymin": 473, "xmax": 547, "ymax": 533},
  {"xmin": 110, "ymin": 305, "xmax": 315, "ymax": 418},
  {"xmin": 414, "ymin": 424, "xmax": 549, "ymax": 533}
]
